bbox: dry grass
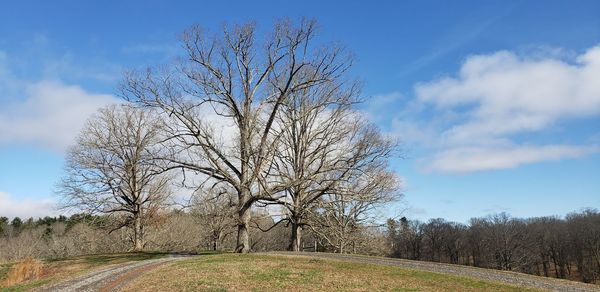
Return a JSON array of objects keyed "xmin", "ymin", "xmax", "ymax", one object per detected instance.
[
  {"xmin": 2, "ymin": 258, "xmax": 45, "ymax": 287},
  {"xmin": 124, "ymin": 254, "xmax": 539, "ymax": 291},
  {"xmin": 0, "ymin": 252, "xmax": 167, "ymax": 291}
]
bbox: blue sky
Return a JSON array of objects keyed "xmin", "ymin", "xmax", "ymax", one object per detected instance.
[{"xmin": 1, "ymin": 0, "xmax": 599, "ymax": 222}]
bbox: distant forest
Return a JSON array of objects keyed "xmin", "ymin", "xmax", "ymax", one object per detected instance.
[
  {"xmin": 1, "ymin": 208, "xmax": 598, "ymax": 284},
  {"xmin": 386, "ymin": 209, "xmax": 600, "ymax": 283}
]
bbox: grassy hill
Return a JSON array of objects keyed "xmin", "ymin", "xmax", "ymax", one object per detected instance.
[
  {"xmin": 1, "ymin": 252, "xmax": 553, "ymax": 291},
  {"xmin": 122, "ymin": 253, "xmax": 534, "ymax": 291}
]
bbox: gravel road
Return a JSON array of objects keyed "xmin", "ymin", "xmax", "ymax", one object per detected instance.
[
  {"xmin": 34, "ymin": 255, "xmax": 188, "ymax": 292},
  {"xmin": 270, "ymin": 252, "xmax": 600, "ymax": 292}
]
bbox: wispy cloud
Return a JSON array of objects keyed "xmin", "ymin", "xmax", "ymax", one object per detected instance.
[
  {"xmin": 122, "ymin": 43, "xmax": 180, "ymax": 56},
  {"xmin": 362, "ymin": 92, "xmax": 404, "ymax": 123},
  {"xmin": 398, "ymin": 4, "xmax": 517, "ymax": 77},
  {"xmin": 406, "ymin": 207, "xmax": 427, "ymax": 216},
  {"xmin": 425, "ymin": 145, "xmax": 598, "ymax": 173},
  {"xmin": 482, "ymin": 204, "xmax": 511, "ymax": 214}
]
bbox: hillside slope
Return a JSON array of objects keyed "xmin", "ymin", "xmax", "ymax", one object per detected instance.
[
  {"xmin": 271, "ymin": 252, "xmax": 600, "ymax": 292},
  {"xmin": 122, "ymin": 253, "xmax": 539, "ymax": 291}
]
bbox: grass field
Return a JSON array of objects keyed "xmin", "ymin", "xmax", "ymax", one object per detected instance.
[
  {"xmin": 124, "ymin": 253, "xmax": 537, "ymax": 291},
  {"xmin": 0, "ymin": 252, "xmax": 168, "ymax": 291}
]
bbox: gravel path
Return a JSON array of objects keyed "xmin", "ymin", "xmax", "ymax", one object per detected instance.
[
  {"xmin": 270, "ymin": 252, "xmax": 600, "ymax": 292},
  {"xmin": 35, "ymin": 255, "xmax": 188, "ymax": 292}
]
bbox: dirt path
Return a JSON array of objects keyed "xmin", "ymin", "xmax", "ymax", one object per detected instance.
[
  {"xmin": 35, "ymin": 255, "xmax": 188, "ymax": 292},
  {"xmin": 270, "ymin": 252, "xmax": 600, "ymax": 292}
]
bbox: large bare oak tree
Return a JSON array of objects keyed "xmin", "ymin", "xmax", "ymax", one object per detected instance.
[{"xmin": 121, "ymin": 19, "xmax": 352, "ymax": 252}]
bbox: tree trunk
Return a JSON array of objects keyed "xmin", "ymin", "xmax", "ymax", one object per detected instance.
[
  {"xmin": 542, "ymin": 260, "xmax": 549, "ymax": 277},
  {"xmin": 133, "ymin": 212, "xmax": 143, "ymax": 251},
  {"xmin": 213, "ymin": 232, "xmax": 218, "ymax": 251},
  {"xmin": 289, "ymin": 219, "xmax": 302, "ymax": 252},
  {"xmin": 235, "ymin": 195, "xmax": 251, "ymax": 253}
]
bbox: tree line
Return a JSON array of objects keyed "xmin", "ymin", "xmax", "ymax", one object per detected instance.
[
  {"xmin": 386, "ymin": 210, "xmax": 600, "ymax": 283},
  {"xmin": 0, "ymin": 204, "xmax": 385, "ymax": 262},
  {"xmin": 0, "ymin": 211, "xmax": 285, "ymax": 262},
  {"xmin": 2, "ymin": 209, "xmax": 598, "ymax": 284}
]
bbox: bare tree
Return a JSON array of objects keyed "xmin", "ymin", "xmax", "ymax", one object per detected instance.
[
  {"xmin": 144, "ymin": 210, "xmax": 205, "ymax": 252},
  {"xmin": 268, "ymin": 96, "xmax": 399, "ymax": 251},
  {"xmin": 386, "ymin": 211, "xmax": 600, "ymax": 283},
  {"xmin": 483, "ymin": 213, "xmax": 533, "ymax": 271},
  {"xmin": 309, "ymin": 165, "xmax": 401, "ymax": 253},
  {"xmin": 262, "ymin": 85, "xmax": 353, "ymax": 251},
  {"xmin": 191, "ymin": 188, "xmax": 236, "ymax": 251},
  {"xmin": 58, "ymin": 105, "xmax": 171, "ymax": 251},
  {"xmin": 567, "ymin": 209, "xmax": 600, "ymax": 283},
  {"xmin": 121, "ymin": 19, "xmax": 352, "ymax": 252}
]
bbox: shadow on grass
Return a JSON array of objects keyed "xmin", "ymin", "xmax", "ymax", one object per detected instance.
[
  {"xmin": 81, "ymin": 252, "xmax": 168, "ymax": 265},
  {"xmin": 45, "ymin": 251, "xmax": 172, "ymax": 265}
]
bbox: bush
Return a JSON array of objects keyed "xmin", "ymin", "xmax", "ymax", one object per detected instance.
[{"xmin": 2, "ymin": 257, "xmax": 44, "ymax": 287}]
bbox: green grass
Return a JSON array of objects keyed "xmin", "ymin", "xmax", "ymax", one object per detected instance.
[
  {"xmin": 0, "ymin": 253, "xmax": 547, "ymax": 291},
  {"xmin": 0, "ymin": 264, "xmax": 13, "ymax": 284},
  {"xmin": 1, "ymin": 279, "xmax": 51, "ymax": 292},
  {"xmin": 124, "ymin": 254, "xmax": 540, "ymax": 291}
]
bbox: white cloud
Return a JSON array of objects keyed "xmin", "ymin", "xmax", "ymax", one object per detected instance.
[
  {"xmin": 416, "ymin": 45, "xmax": 600, "ymax": 145},
  {"xmin": 425, "ymin": 144, "xmax": 598, "ymax": 173},
  {"xmin": 410, "ymin": 44, "xmax": 600, "ymax": 172},
  {"xmin": 0, "ymin": 48, "xmax": 119, "ymax": 152},
  {"xmin": 0, "ymin": 81, "xmax": 117, "ymax": 152},
  {"xmin": 0, "ymin": 191, "xmax": 57, "ymax": 219}
]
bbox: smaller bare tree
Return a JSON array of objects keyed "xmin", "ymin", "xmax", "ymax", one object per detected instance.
[
  {"xmin": 58, "ymin": 105, "xmax": 171, "ymax": 251},
  {"xmin": 191, "ymin": 188, "xmax": 237, "ymax": 251},
  {"xmin": 308, "ymin": 166, "xmax": 401, "ymax": 253}
]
